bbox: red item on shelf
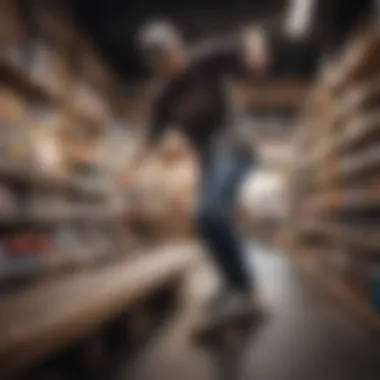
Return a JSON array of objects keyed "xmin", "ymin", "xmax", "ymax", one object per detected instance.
[{"xmin": 4, "ymin": 232, "xmax": 52, "ymax": 257}]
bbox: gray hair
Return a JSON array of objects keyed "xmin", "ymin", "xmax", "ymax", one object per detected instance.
[{"xmin": 137, "ymin": 20, "xmax": 181, "ymax": 55}]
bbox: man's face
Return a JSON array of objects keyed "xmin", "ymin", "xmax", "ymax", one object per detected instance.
[
  {"xmin": 149, "ymin": 50, "xmax": 172, "ymax": 77},
  {"xmin": 145, "ymin": 43, "xmax": 184, "ymax": 79}
]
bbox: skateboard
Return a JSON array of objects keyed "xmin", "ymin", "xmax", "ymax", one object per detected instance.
[{"xmin": 190, "ymin": 303, "xmax": 266, "ymax": 349}]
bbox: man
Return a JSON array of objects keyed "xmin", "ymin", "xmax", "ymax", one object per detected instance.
[{"xmin": 135, "ymin": 21, "xmax": 271, "ymax": 324}]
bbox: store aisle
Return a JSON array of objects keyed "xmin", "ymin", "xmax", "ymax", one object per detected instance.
[{"xmin": 119, "ymin": 243, "xmax": 380, "ymax": 380}]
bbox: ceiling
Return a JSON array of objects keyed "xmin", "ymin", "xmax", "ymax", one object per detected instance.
[{"xmin": 71, "ymin": 0, "xmax": 375, "ymax": 81}]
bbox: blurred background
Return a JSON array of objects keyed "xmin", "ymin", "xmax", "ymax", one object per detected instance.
[{"xmin": 0, "ymin": 1, "xmax": 379, "ymax": 379}]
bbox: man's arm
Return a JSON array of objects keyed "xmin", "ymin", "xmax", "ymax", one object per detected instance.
[{"xmin": 190, "ymin": 27, "xmax": 270, "ymax": 76}]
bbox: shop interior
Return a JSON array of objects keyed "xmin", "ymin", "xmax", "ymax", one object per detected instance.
[{"xmin": 0, "ymin": 0, "xmax": 380, "ymax": 379}]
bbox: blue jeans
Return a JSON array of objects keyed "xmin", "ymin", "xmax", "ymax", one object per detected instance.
[{"xmin": 196, "ymin": 148, "xmax": 254, "ymax": 294}]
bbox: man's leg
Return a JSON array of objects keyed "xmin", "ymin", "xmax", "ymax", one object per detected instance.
[{"xmin": 196, "ymin": 148, "xmax": 254, "ymax": 295}]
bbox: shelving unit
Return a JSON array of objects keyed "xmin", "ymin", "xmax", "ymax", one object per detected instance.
[
  {"xmin": 0, "ymin": 0, "xmax": 135, "ymax": 285},
  {"xmin": 0, "ymin": 2, "xmax": 196, "ymax": 378},
  {"xmin": 288, "ymin": 25, "xmax": 380, "ymax": 324}
]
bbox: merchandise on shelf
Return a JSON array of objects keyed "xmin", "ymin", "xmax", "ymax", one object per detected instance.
[
  {"xmin": 61, "ymin": 114, "xmax": 108, "ymax": 173},
  {"xmin": 28, "ymin": 38, "xmax": 68, "ymax": 98},
  {"xmin": 0, "ymin": 88, "xmax": 30, "ymax": 163},
  {"xmin": 0, "ymin": 184, "xmax": 19, "ymax": 217},
  {"xmin": 80, "ymin": 46, "xmax": 113, "ymax": 95},
  {"xmin": 0, "ymin": 0, "xmax": 131, "ymax": 286},
  {"xmin": 29, "ymin": 103, "xmax": 65, "ymax": 174},
  {"xmin": 68, "ymin": 80, "xmax": 107, "ymax": 123},
  {"xmin": 1, "ymin": 0, "xmax": 29, "ymax": 70},
  {"xmin": 29, "ymin": 190, "xmax": 66, "ymax": 218},
  {"xmin": 3, "ymin": 230, "xmax": 53, "ymax": 258}
]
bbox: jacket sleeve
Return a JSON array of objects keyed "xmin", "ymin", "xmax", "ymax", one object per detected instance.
[
  {"xmin": 145, "ymin": 89, "xmax": 169, "ymax": 146},
  {"xmin": 189, "ymin": 35, "xmax": 246, "ymax": 76}
]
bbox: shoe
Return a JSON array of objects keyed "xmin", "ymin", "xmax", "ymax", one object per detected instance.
[
  {"xmin": 204, "ymin": 288, "xmax": 260, "ymax": 324},
  {"xmin": 192, "ymin": 289, "xmax": 264, "ymax": 347}
]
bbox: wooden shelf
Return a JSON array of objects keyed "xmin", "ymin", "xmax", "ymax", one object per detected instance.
[
  {"xmin": 301, "ymin": 221, "xmax": 380, "ymax": 256},
  {"xmin": 298, "ymin": 138, "xmax": 336, "ymax": 170},
  {"xmin": 0, "ymin": 162, "xmax": 109, "ymax": 198},
  {"xmin": 332, "ymin": 79, "xmax": 380, "ymax": 125},
  {"xmin": 339, "ymin": 226, "xmax": 380, "ymax": 254},
  {"xmin": 0, "ymin": 247, "xmax": 120, "ymax": 283},
  {"xmin": 288, "ymin": 30, "xmax": 380, "ymax": 333},
  {"xmin": 0, "ymin": 244, "xmax": 196, "ymax": 379},
  {"xmin": 295, "ymin": 116, "xmax": 380, "ymax": 202},
  {"xmin": 0, "ymin": 256, "xmax": 48, "ymax": 283},
  {"xmin": 309, "ymin": 192, "xmax": 380, "ymax": 214},
  {"xmin": 300, "ymin": 111, "xmax": 380, "ymax": 168},
  {"xmin": 337, "ymin": 196, "xmax": 380, "ymax": 212},
  {"xmin": 328, "ymin": 32, "xmax": 380, "ymax": 93},
  {"xmin": 339, "ymin": 146, "xmax": 380, "ymax": 181},
  {"xmin": 66, "ymin": 103, "xmax": 109, "ymax": 128},
  {"xmin": 1, "ymin": 57, "xmax": 108, "ymax": 128},
  {"xmin": 0, "ymin": 207, "xmax": 123, "ymax": 227},
  {"xmin": 299, "ymin": 221, "xmax": 334, "ymax": 237},
  {"xmin": 337, "ymin": 112, "xmax": 380, "ymax": 153},
  {"xmin": 67, "ymin": 180, "xmax": 109, "ymax": 199},
  {"xmin": 0, "ymin": 58, "xmax": 61, "ymax": 105},
  {"xmin": 0, "ymin": 162, "xmax": 71, "ymax": 188},
  {"xmin": 292, "ymin": 249, "xmax": 380, "ymax": 332}
]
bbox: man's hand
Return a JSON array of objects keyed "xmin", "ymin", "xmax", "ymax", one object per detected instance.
[{"xmin": 242, "ymin": 26, "xmax": 270, "ymax": 73}]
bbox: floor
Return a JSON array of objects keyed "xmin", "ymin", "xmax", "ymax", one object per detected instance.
[{"xmin": 118, "ymin": 243, "xmax": 380, "ymax": 380}]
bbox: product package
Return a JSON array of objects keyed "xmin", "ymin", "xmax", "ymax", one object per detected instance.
[
  {"xmin": 0, "ymin": 89, "xmax": 30, "ymax": 163},
  {"xmin": 28, "ymin": 104, "xmax": 64, "ymax": 174},
  {"xmin": 69, "ymin": 80, "xmax": 107, "ymax": 123},
  {"xmin": 28, "ymin": 38, "xmax": 68, "ymax": 98},
  {"xmin": 0, "ymin": 184, "xmax": 19, "ymax": 218}
]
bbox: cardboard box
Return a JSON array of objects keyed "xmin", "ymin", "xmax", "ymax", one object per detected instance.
[
  {"xmin": 0, "ymin": 88, "xmax": 30, "ymax": 162},
  {"xmin": 28, "ymin": 105, "xmax": 65, "ymax": 172},
  {"xmin": 69, "ymin": 80, "xmax": 107, "ymax": 123}
]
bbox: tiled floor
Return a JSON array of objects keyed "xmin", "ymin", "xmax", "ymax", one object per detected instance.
[{"xmin": 119, "ymin": 243, "xmax": 380, "ymax": 380}]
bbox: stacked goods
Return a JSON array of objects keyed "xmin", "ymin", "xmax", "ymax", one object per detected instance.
[
  {"xmin": 0, "ymin": 3, "xmax": 195, "ymax": 379},
  {"xmin": 29, "ymin": 104, "xmax": 65, "ymax": 175},
  {"xmin": 289, "ymin": 26, "xmax": 380, "ymax": 316},
  {"xmin": 0, "ymin": 88, "xmax": 30, "ymax": 164},
  {"xmin": 61, "ymin": 117, "xmax": 106, "ymax": 172},
  {"xmin": 0, "ymin": 0, "xmax": 136, "ymax": 288},
  {"xmin": 67, "ymin": 78, "xmax": 108, "ymax": 125}
]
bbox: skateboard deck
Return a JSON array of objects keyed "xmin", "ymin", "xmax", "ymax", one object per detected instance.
[{"xmin": 190, "ymin": 296, "xmax": 268, "ymax": 349}]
